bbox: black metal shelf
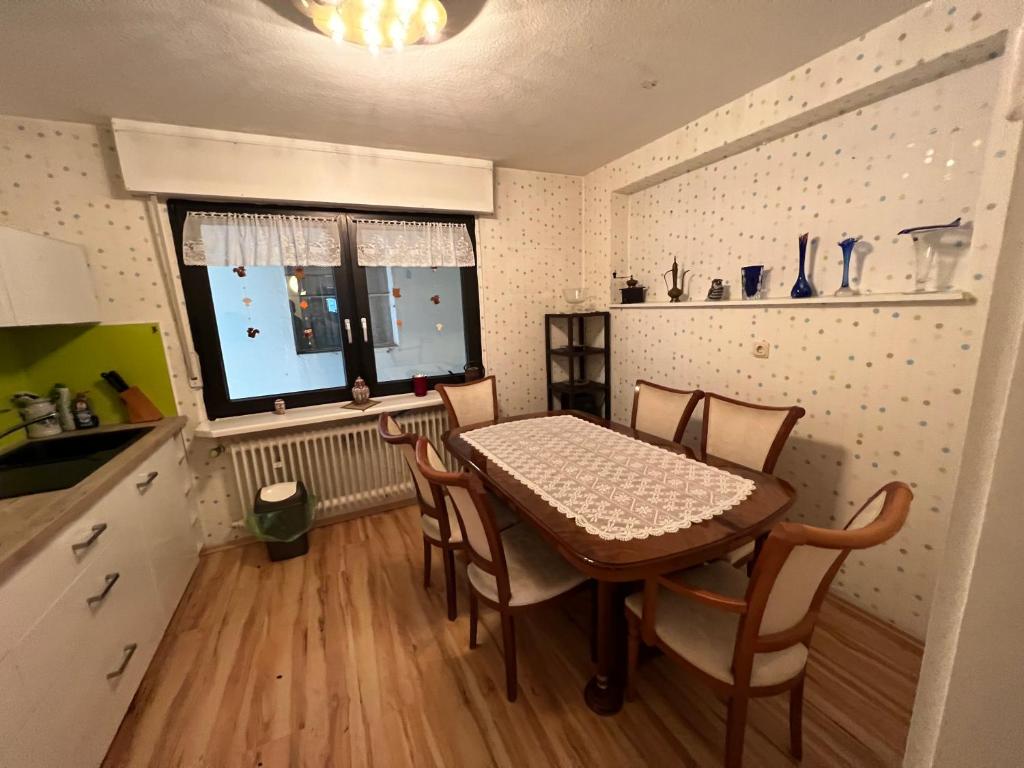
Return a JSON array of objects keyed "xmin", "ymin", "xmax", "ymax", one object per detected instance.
[
  {"xmin": 550, "ymin": 380, "xmax": 609, "ymax": 394},
  {"xmin": 544, "ymin": 312, "xmax": 611, "ymax": 419},
  {"xmin": 550, "ymin": 345, "xmax": 605, "ymax": 357}
]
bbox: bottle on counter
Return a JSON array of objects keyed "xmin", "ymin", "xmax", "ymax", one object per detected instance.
[
  {"xmin": 52, "ymin": 384, "xmax": 76, "ymax": 432},
  {"xmin": 73, "ymin": 391, "xmax": 99, "ymax": 429}
]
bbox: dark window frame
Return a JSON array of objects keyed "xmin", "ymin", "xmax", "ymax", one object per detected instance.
[{"xmin": 167, "ymin": 199, "xmax": 482, "ymax": 419}]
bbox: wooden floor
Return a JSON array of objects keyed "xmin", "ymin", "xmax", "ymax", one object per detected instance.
[{"xmin": 104, "ymin": 505, "xmax": 922, "ymax": 768}]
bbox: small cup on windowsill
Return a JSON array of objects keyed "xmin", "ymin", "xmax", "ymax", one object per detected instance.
[{"xmin": 413, "ymin": 374, "xmax": 428, "ymax": 397}]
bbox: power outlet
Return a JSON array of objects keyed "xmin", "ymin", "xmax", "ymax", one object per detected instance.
[{"xmin": 752, "ymin": 340, "xmax": 770, "ymax": 359}]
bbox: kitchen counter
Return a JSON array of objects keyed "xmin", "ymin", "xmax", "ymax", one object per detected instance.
[{"xmin": 0, "ymin": 416, "xmax": 187, "ymax": 585}]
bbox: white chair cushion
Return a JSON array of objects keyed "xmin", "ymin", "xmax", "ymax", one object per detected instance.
[
  {"xmin": 625, "ymin": 561, "xmax": 808, "ymax": 687},
  {"xmin": 420, "ymin": 493, "xmax": 518, "ymax": 545},
  {"xmin": 467, "ymin": 524, "xmax": 586, "ymax": 607}
]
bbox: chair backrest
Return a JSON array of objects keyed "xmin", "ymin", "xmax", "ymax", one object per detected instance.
[
  {"xmin": 733, "ymin": 482, "xmax": 912, "ymax": 682},
  {"xmin": 414, "ymin": 437, "xmax": 513, "ymax": 602},
  {"xmin": 377, "ymin": 414, "xmax": 448, "ymax": 518},
  {"xmin": 700, "ymin": 393, "xmax": 805, "ymax": 473},
  {"xmin": 630, "ymin": 380, "xmax": 704, "ymax": 443},
  {"xmin": 436, "ymin": 375, "xmax": 498, "ymax": 429}
]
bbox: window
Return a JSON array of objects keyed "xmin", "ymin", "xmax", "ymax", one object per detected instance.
[
  {"xmin": 285, "ymin": 266, "xmax": 344, "ymax": 354},
  {"xmin": 169, "ymin": 201, "xmax": 481, "ymax": 419}
]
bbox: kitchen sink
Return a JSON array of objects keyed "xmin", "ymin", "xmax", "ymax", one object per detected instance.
[{"xmin": 0, "ymin": 427, "xmax": 152, "ymax": 499}]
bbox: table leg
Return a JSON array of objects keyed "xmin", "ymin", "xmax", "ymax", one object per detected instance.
[{"xmin": 584, "ymin": 579, "xmax": 627, "ymax": 715}]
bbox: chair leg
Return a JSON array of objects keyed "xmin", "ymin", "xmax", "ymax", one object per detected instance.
[
  {"xmin": 625, "ymin": 611, "xmax": 640, "ymax": 702},
  {"xmin": 469, "ymin": 591, "xmax": 479, "ymax": 649},
  {"xmin": 790, "ymin": 675, "xmax": 805, "ymax": 760},
  {"xmin": 443, "ymin": 548, "xmax": 457, "ymax": 621},
  {"xmin": 422, "ymin": 538, "xmax": 432, "ymax": 588},
  {"xmin": 501, "ymin": 613, "xmax": 517, "ymax": 702},
  {"xmin": 725, "ymin": 694, "xmax": 750, "ymax": 768}
]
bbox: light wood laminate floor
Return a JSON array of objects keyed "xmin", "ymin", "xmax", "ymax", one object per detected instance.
[{"xmin": 104, "ymin": 505, "xmax": 922, "ymax": 767}]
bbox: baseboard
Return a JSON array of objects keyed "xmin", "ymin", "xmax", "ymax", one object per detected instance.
[{"xmin": 825, "ymin": 592, "xmax": 925, "ymax": 653}]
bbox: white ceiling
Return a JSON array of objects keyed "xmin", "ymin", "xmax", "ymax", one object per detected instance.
[{"xmin": 0, "ymin": 0, "xmax": 919, "ymax": 175}]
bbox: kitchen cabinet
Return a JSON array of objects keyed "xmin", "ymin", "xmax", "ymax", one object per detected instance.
[
  {"xmin": 0, "ymin": 225, "xmax": 100, "ymax": 327},
  {"xmin": 0, "ymin": 432, "xmax": 199, "ymax": 768}
]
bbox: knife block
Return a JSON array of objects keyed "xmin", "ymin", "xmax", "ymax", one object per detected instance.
[{"xmin": 120, "ymin": 386, "xmax": 163, "ymax": 423}]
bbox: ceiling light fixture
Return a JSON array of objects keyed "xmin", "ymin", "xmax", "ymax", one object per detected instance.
[{"xmin": 292, "ymin": 0, "xmax": 447, "ymax": 54}]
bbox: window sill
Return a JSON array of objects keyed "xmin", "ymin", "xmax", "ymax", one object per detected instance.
[{"xmin": 193, "ymin": 390, "xmax": 443, "ymax": 439}]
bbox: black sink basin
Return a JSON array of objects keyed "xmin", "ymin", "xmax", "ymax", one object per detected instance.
[{"xmin": 0, "ymin": 428, "xmax": 152, "ymax": 499}]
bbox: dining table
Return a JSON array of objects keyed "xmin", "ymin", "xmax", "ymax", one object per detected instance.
[{"xmin": 444, "ymin": 410, "xmax": 796, "ymax": 715}]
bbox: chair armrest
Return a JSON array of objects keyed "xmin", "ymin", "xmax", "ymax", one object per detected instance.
[{"xmin": 657, "ymin": 574, "xmax": 748, "ymax": 614}]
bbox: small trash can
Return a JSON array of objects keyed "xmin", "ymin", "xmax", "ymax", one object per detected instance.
[{"xmin": 249, "ymin": 481, "xmax": 313, "ymax": 562}]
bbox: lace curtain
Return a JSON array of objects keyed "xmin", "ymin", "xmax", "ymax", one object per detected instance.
[
  {"xmin": 182, "ymin": 212, "xmax": 342, "ymax": 267},
  {"xmin": 355, "ymin": 219, "xmax": 475, "ymax": 268}
]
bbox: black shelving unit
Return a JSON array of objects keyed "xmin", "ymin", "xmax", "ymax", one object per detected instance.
[{"xmin": 544, "ymin": 311, "xmax": 611, "ymax": 418}]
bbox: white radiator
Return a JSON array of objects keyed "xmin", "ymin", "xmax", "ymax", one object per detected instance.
[{"xmin": 227, "ymin": 406, "xmax": 449, "ymax": 521}]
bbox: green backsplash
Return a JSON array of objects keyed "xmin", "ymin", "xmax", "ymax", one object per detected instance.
[{"xmin": 0, "ymin": 323, "xmax": 177, "ymax": 446}]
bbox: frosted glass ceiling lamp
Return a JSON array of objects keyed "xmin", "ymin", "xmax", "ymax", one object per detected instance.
[{"xmin": 292, "ymin": 0, "xmax": 448, "ymax": 54}]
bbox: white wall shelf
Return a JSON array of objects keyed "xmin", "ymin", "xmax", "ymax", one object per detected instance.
[{"xmin": 609, "ymin": 291, "xmax": 975, "ymax": 310}]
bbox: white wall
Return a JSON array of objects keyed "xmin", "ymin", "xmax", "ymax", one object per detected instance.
[{"xmin": 905, "ymin": 95, "xmax": 1024, "ymax": 767}]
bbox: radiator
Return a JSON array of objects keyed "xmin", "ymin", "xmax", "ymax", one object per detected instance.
[{"xmin": 227, "ymin": 406, "xmax": 449, "ymax": 521}]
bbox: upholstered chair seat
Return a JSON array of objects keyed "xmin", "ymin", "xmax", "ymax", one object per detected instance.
[
  {"xmin": 625, "ymin": 562, "xmax": 808, "ymax": 687},
  {"xmin": 625, "ymin": 483, "xmax": 912, "ymax": 768},
  {"xmin": 415, "ymin": 436, "xmax": 591, "ymax": 702},
  {"xmin": 468, "ymin": 524, "xmax": 587, "ymax": 607}
]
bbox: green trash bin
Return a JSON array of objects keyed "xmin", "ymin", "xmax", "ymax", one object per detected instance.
[{"xmin": 248, "ymin": 481, "xmax": 314, "ymax": 561}]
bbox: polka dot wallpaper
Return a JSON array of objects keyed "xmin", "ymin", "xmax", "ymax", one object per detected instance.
[
  {"xmin": 0, "ymin": 119, "xmax": 584, "ymax": 547},
  {"xmin": 582, "ymin": 1, "xmax": 1023, "ymax": 638},
  {"xmin": 477, "ymin": 167, "xmax": 583, "ymax": 417}
]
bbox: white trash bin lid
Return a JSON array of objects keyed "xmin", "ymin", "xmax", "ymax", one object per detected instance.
[{"xmin": 258, "ymin": 481, "xmax": 299, "ymax": 504}]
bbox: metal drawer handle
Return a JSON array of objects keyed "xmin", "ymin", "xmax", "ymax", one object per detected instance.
[
  {"xmin": 71, "ymin": 523, "xmax": 107, "ymax": 553},
  {"xmin": 344, "ymin": 318, "xmax": 353, "ymax": 343},
  {"xmin": 106, "ymin": 643, "xmax": 138, "ymax": 680},
  {"xmin": 136, "ymin": 471, "xmax": 159, "ymax": 492},
  {"xmin": 360, "ymin": 316, "xmax": 368, "ymax": 342},
  {"xmin": 86, "ymin": 572, "xmax": 120, "ymax": 606}
]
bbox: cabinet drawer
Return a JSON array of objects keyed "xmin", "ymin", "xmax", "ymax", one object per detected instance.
[
  {"xmin": 13, "ymin": 532, "xmax": 160, "ymax": 711},
  {"xmin": 16, "ymin": 629, "xmax": 161, "ymax": 768},
  {"xmin": 0, "ymin": 483, "xmax": 144, "ymax": 661}
]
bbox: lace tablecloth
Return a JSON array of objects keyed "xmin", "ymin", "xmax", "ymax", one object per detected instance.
[{"xmin": 461, "ymin": 415, "xmax": 756, "ymax": 541}]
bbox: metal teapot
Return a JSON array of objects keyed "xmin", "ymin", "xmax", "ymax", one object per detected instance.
[{"xmin": 663, "ymin": 257, "xmax": 690, "ymax": 302}]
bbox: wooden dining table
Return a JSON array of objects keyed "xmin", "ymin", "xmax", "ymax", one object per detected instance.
[{"xmin": 445, "ymin": 410, "xmax": 796, "ymax": 715}]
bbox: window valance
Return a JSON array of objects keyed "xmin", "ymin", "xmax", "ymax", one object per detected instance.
[
  {"xmin": 182, "ymin": 211, "xmax": 342, "ymax": 267},
  {"xmin": 354, "ymin": 219, "xmax": 475, "ymax": 268}
]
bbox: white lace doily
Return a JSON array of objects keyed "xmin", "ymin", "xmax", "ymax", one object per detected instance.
[{"xmin": 461, "ymin": 415, "xmax": 756, "ymax": 541}]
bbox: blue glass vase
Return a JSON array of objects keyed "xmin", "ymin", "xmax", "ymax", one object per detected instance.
[
  {"xmin": 741, "ymin": 265, "xmax": 764, "ymax": 299},
  {"xmin": 835, "ymin": 237, "xmax": 860, "ymax": 297},
  {"xmin": 790, "ymin": 233, "xmax": 813, "ymax": 298}
]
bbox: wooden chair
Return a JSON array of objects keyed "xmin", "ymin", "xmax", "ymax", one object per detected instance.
[
  {"xmin": 630, "ymin": 380, "xmax": 704, "ymax": 444},
  {"xmin": 436, "ymin": 375, "xmax": 498, "ymax": 428},
  {"xmin": 378, "ymin": 414, "xmax": 465, "ymax": 620},
  {"xmin": 415, "ymin": 437, "xmax": 588, "ymax": 702},
  {"xmin": 625, "ymin": 482, "xmax": 912, "ymax": 768},
  {"xmin": 701, "ymin": 393, "xmax": 806, "ymax": 566}
]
